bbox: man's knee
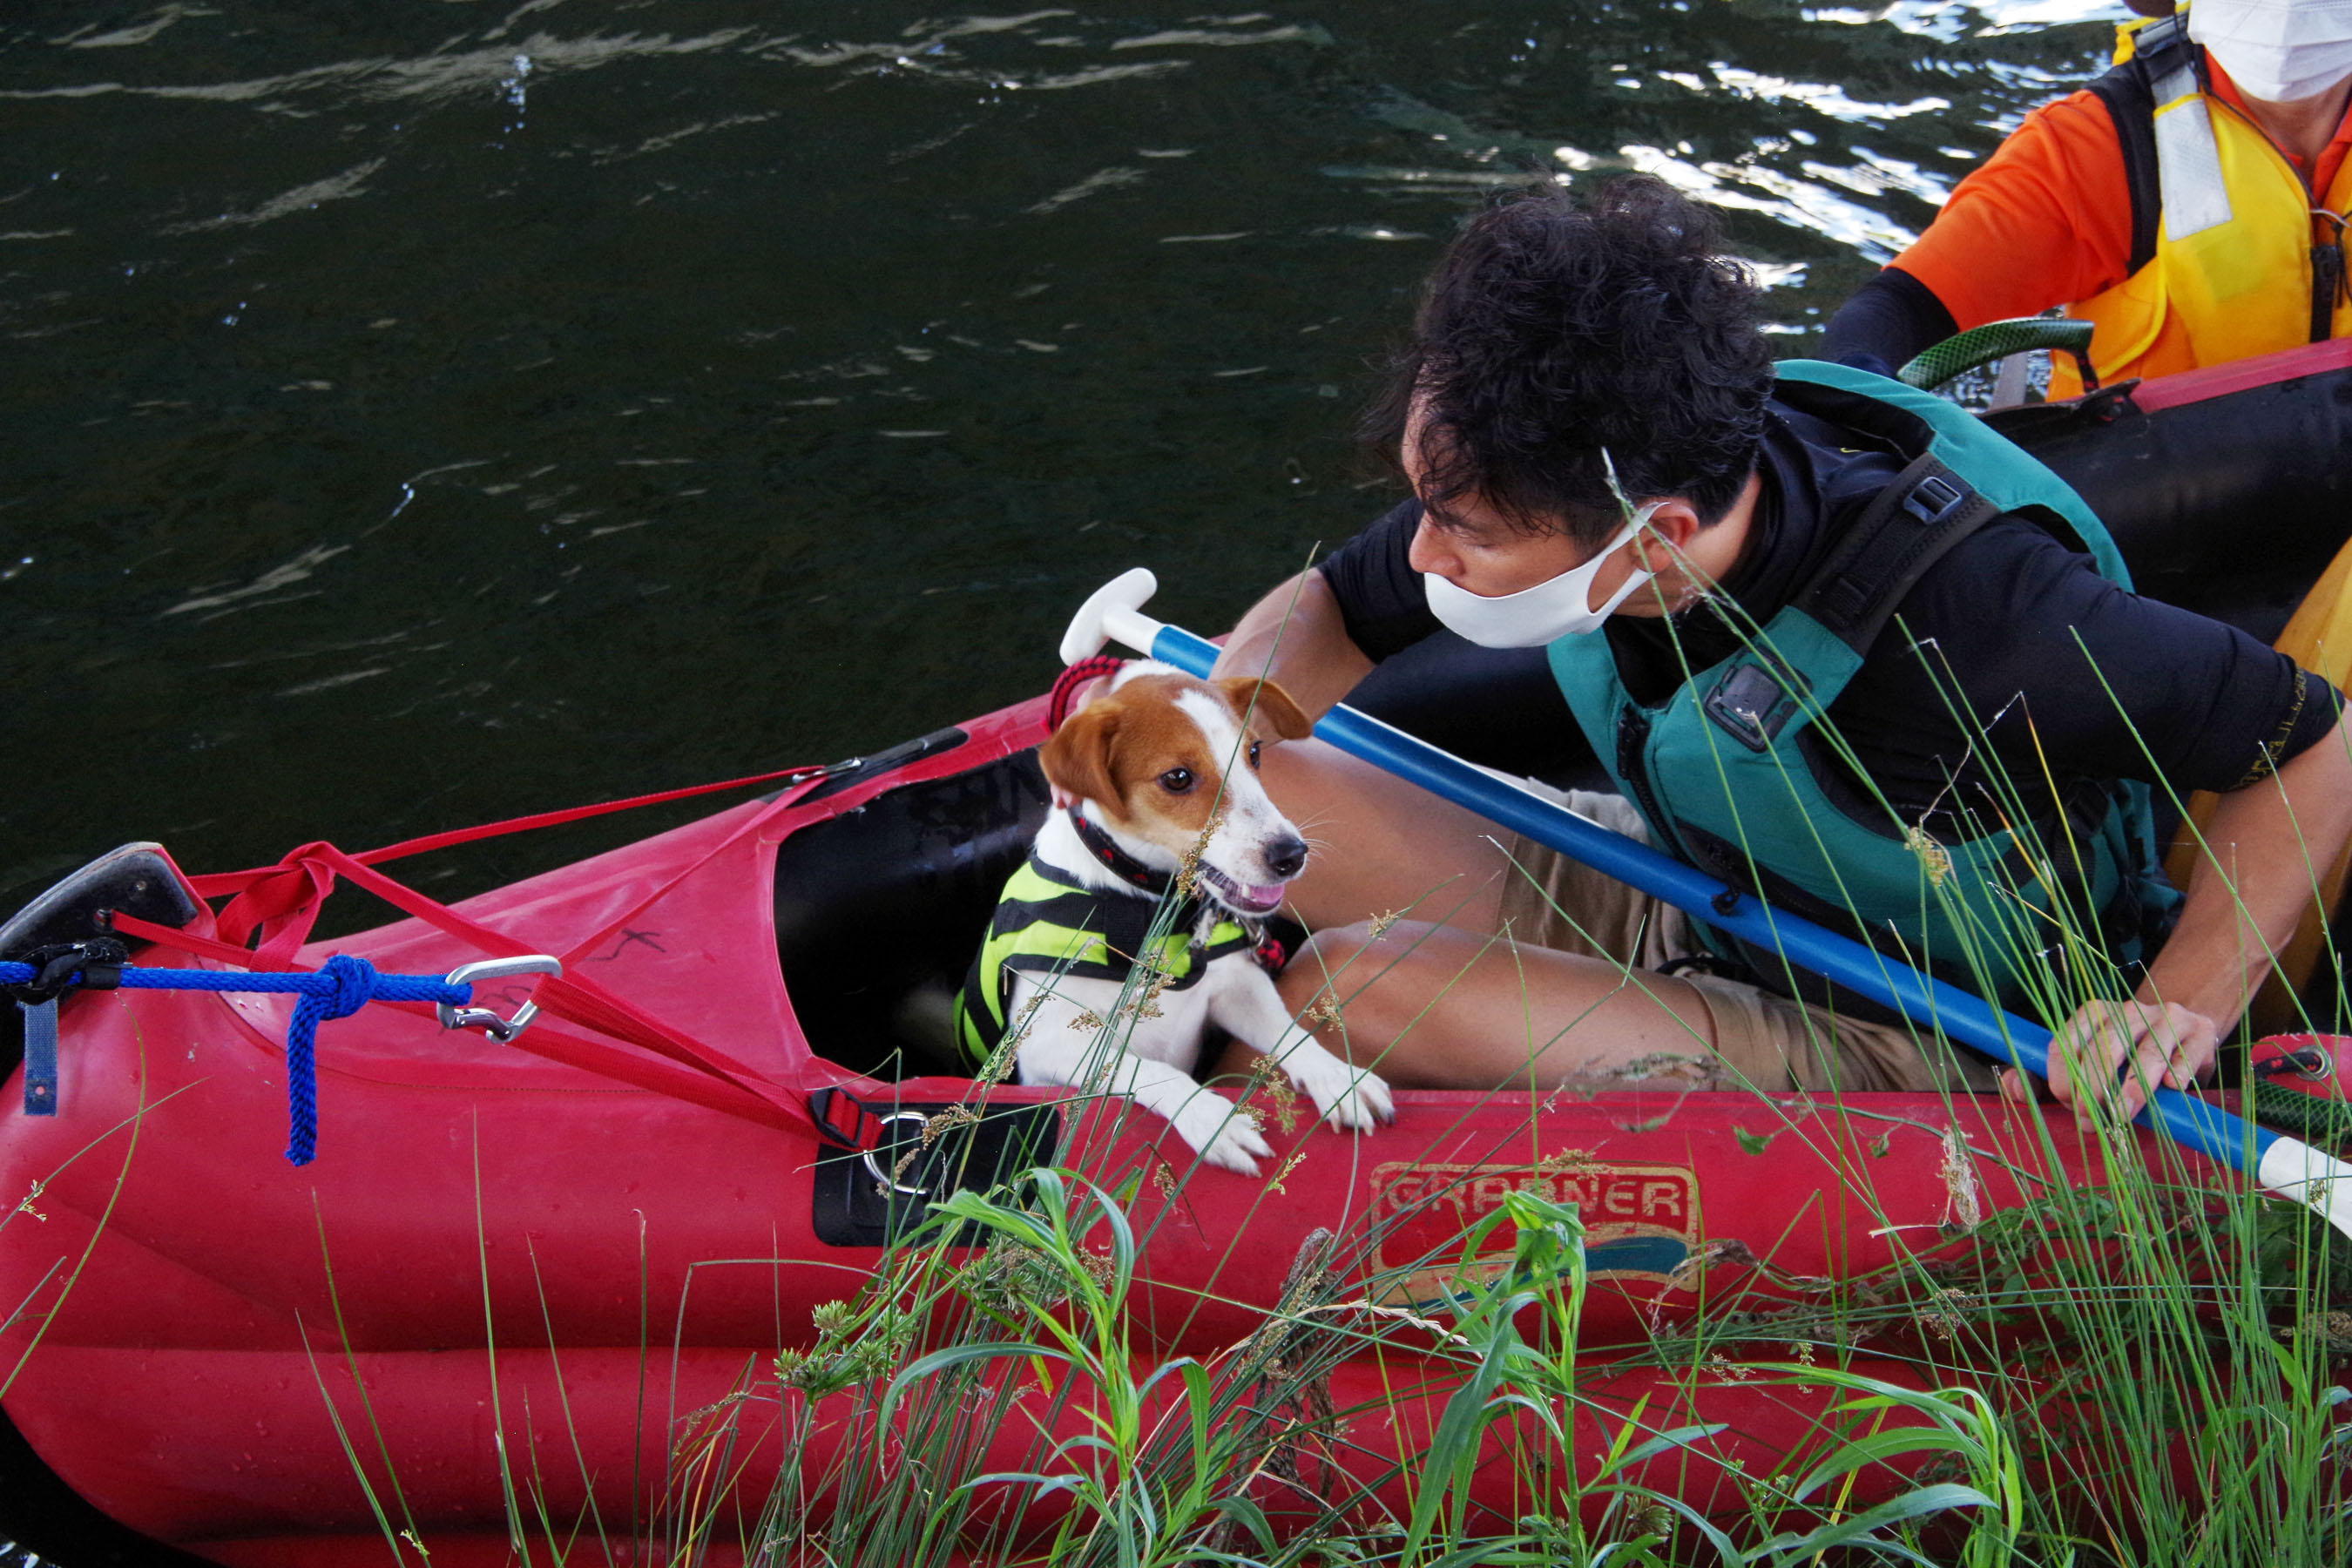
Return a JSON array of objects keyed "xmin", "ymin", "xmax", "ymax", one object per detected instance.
[{"xmin": 1277, "ymin": 923, "xmax": 1376, "ymax": 1008}]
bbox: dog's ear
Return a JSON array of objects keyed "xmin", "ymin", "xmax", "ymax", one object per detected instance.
[
  {"xmin": 1040, "ymin": 701, "xmax": 1123, "ymax": 811},
  {"xmin": 1214, "ymin": 676, "xmax": 1315, "ymax": 742}
]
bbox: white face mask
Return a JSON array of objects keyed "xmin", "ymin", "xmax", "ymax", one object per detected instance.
[
  {"xmin": 2191, "ymin": 0, "xmax": 2352, "ymax": 104},
  {"xmin": 1423, "ymin": 504, "xmax": 1662, "ymax": 648}
]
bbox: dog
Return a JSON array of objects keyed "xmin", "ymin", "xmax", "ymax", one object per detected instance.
[{"xmin": 952, "ymin": 661, "xmax": 1394, "ymax": 1175}]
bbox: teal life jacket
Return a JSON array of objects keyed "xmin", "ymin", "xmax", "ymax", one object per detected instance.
[
  {"xmin": 1547, "ymin": 360, "xmax": 2182, "ymax": 1022},
  {"xmin": 953, "ymin": 853, "xmax": 1264, "ymax": 1071}
]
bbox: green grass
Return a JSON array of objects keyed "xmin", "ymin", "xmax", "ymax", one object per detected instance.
[
  {"xmin": 323, "ymin": 625, "xmax": 2352, "ymax": 1563},
  {"xmin": 16, "ymin": 549, "xmax": 2352, "ymax": 1565}
]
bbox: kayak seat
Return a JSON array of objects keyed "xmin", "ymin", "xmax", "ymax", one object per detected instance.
[{"xmin": 774, "ymin": 748, "xmax": 1051, "ymax": 1079}]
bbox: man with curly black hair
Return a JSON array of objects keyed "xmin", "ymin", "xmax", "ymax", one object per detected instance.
[{"xmin": 1208, "ymin": 175, "xmax": 2352, "ymax": 1122}]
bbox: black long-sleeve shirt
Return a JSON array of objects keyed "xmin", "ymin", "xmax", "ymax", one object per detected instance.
[
  {"xmin": 1319, "ymin": 398, "xmax": 2340, "ymax": 840},
  {"xmin": 1821, "ymin": 267, "xmax": 1960, "ymax": 382}
]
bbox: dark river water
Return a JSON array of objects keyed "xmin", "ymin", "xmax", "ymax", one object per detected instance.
[
  {"xmin": 2, "ymin": 0, "xmax": 2120, "ymax": 1560},
  {"xmin": 0, "ymin": 0, "xmax": 2128, "ymax": 920}
]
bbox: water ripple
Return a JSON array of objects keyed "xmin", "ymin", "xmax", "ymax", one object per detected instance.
[
  {"xmin": 3, "ymin": 30, "xmax": 756, "ymax": 111},
  {"xmin": 0, "ymin": 0, "xmax": 2144, "ymax": 932},
  {"xmin": 1620, "ymin": 145, "xmax": 1923, "ymax": 263},
  {"xmin": 164, "ymin": 159, "xmax": 384, "ymax": 233}
]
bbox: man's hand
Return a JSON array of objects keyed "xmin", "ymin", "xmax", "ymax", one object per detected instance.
[
  {"xmin": 1211, "ymin": 569, "xmax": 1374, "ymax": 720},
  {"xmin": 2009, "ymin": 718, "xmax": 2352, "ymax": 1125},
  {"xmin": 2002, "ymin": 997, "xmax": 2219, "ymax": 1123}
]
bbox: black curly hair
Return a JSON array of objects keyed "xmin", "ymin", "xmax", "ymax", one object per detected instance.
[{"xmin": 1362, "ymin": 175, "xmax": 1774, "ymax": 548}]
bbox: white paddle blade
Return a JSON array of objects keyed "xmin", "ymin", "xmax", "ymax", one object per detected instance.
[
  {"xmin": 1059, "ymin": 568, "xmax": 1164, "ymax": 665},
  {"xmin": 2257, "ymin": 1135, "xmax": 2352, "ymax": 1244}
]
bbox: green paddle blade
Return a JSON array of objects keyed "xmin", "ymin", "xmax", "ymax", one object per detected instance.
[{"xmin": 1898, "ymin": 317, "xmax": 2097, "ymax": 391}]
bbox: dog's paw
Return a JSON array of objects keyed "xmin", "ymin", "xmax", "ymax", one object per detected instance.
[
  {"xmin": 1293, "ymin": 1057, "xmax": 1395, "ymax": 1133},
  {"xmin": 1172, "ymin": 1095, "xmax": 1274, "ymax": 1176}
]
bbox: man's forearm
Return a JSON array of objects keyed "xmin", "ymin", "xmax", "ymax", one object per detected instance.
[
  {"xmin": 1821, "ymin": 267, "xmax": 1957, "ymax": 380},
  {"xmin": 1212, "ymin": 569, "xmax": 1375, "ymax": 719},
  {"xmin": 2148, "ymin": 722, "xmax": 2352, "ymax": 1024}
]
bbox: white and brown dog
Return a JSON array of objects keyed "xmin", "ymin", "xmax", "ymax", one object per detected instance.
[{"xmin": 953, "ymin": 661, "xmax": 1393, "ymax": 1174}]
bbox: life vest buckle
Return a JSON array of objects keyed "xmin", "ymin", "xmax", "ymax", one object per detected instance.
[
  {"xmin": 1903, "ymin": 473, "xmax": 1966, "ymax": 524},
  {"xmin": 1702, "ymin": 660, "xmax": 1806, "ymax": 753}
]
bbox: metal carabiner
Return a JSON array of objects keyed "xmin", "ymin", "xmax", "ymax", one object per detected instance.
[
  {"xmin": 861, "ymin": 1110, "xmax": 934, "ymax": 1198},
  {"xmin": 437, "ymin": 955, "xmax": 563, "ymax": 1043}
]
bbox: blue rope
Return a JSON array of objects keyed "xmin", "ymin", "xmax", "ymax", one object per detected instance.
[{"xmin": 0, "ymin": 956, "xmax": 473, "ymax": 1166}]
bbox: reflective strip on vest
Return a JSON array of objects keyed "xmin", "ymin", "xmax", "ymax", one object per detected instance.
[{"xmin": 2154, "ymin": 91, "xmax": 2234, "ymax": 240}]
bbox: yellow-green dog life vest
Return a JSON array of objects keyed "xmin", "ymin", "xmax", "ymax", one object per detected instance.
[{"xmin": 953, "ymin": 855, "xmax": 1260, "ymax": 1071}]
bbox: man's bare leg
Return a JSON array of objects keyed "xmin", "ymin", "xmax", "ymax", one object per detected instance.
[
  {"xmin": 1263, "ymin": 918, "xmax": 1722, "ymax": 1092},
  {"xmin": 1264, "ymin": 738, "xmax": 1529, "ymax": 936}
]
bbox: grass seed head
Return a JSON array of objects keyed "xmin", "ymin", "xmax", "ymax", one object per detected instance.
[
  {"xmin": 1245, "ymin": 1053, "xmax": 1303, "ymax": 1132},
  {"xmin": 1904, "ymin": 822, "xmax": 1953, "ymax": 886}
]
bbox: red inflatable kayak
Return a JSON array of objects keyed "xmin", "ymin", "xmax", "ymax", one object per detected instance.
[
  {"xmin": 0, "ymin": 681, "xmax": 2334, "ymax": 1567},
  {"xmin": 6, "ymin": 341, "xmax": 2352, "ymax": 1564}
]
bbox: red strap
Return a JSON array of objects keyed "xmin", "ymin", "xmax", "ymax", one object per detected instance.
[
  {"xmin": 109, "ymin": 911, "xmax": 281, "ymax": 970},
  {"xmin": 112, "ymin": 770, "xmax": 847, "ymax": 1136},
  {"xmin": 1048, "ymin": 657, "xmax": 1126, "ymax": 732},
  {"xmin": 112, "ymin": 909, "xmax": 804, "ymax": 1131},
  {"xmin": 274, "ymin": 841, "xmax": 809, "ymax": 1113},
  {"xmin": 349, "ymin": 761, "xmax": 828, "ymax": 864},
  {"xmin": 187, "ymin": 762, "xmax": 826, "ymax": 897},
  {"xmin": 192, "ymin": 765, "xmax": 827, "ymax": 969},
  {"xmin": 487, "ymin": 1022, "xmax": 808, "ymax": 1130}
]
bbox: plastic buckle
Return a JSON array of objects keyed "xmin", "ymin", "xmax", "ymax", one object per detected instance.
[
  {"xmin": 436, "ymin": 956, "xmax": 562, "ymax": 1043},
  {"xmin": 1902, "ymin": 473, "xmax": 1966, "ymax": 525},
  {"xmin": 3, "ymin": 937, "xmax": 128, "ymax": 1005},
  {"xmin": 808, "ymin": 1086, "xmax": 872, "ymax": 1150},
  {"xmin": 1703, "ymin": 660, "xmax": 1806, "ymax": 753}
]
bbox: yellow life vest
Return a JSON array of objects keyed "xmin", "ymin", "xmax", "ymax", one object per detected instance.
[{"xmin": 2058, "ymin": 12, "xmax": 2352, "ymax": 395}]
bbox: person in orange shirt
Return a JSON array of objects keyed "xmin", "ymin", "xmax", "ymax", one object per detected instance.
[{"xmin": 1824, "ymin": 0, "xmax": 2352, "ymax": 393}]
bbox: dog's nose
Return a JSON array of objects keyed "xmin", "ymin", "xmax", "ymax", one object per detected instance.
[{"xmin": 1265, "ymin": 835, "xmax": 1308, "ymax": 881}]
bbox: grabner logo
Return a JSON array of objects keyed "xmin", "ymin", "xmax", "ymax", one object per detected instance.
[{"xmin": 1369, "ymin": 1160, "xmax": 1700, "ymax": 1306}]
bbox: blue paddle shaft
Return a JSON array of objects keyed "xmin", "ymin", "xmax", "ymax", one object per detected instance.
[{"xmin": 1146, "ymin": 622, "xmax": 2268, "ymax": 1173}]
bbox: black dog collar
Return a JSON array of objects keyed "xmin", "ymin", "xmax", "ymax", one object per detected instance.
[
  {"xmin": 1063, "ymin": 808, "xmax": 1301, "ymax": 977},
  {"xmin": 1067, "ymin": 808, "xmax": 1174, "ymax": 898}
]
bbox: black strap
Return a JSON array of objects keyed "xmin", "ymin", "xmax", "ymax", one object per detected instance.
[
  {"xmin": 2312, "ymin": 214, "xmax": 2348, "ymax": 343},
  {"xmin": 1068, "ymin": 809, "xmax": 1176, "ymax": 897},
  {"xmin": 1792, "ymin": 455, "xmax": 2002, "ymax": 653},
  {"xmin": 2085, "ymin": 22, "xmax": 2178, "ymax": 278}
]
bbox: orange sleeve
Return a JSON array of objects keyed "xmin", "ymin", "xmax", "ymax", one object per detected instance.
[{"xmin": 1891, "ymin": 90, "xmax": 2139, "ymax": 328}]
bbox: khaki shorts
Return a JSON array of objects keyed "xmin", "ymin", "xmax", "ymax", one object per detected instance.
[{"xmin": 1492, "ymin": 785, "xmax": 2000, "ymax": 1096}]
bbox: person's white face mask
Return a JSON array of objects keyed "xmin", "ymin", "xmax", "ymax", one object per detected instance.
[
  {"xmin": 1423, "ymin": 504, "xmax": 1663, "ymax": 648},
  {"xmin": 2191, "ymin": 0, "xmax": 2352, "ymax": 105}
]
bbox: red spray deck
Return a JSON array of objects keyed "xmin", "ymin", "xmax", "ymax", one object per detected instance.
[{"xmin": 7, "ymin": 341, "xmax": 2352, "ymax": 1563}]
